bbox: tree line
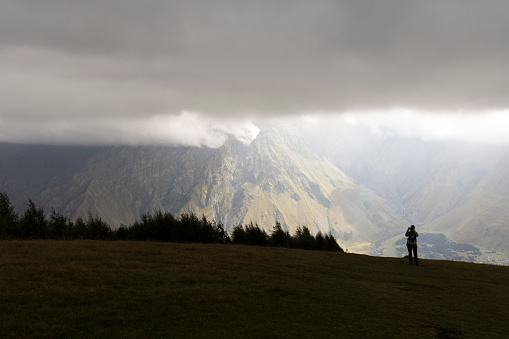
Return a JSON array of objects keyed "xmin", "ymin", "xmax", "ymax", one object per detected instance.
[
  {"xmin": 231, "ymin": 222, "xmax": 342, "ymax": 251},
  {"xmin": 0, "ymin": 192, "xmax": 343, "ymax": 252}
]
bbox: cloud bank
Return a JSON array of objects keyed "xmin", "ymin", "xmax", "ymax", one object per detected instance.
[
  {"xmin": 1, "ymin": 1, "xmax": 509, "ymax": 146},
  {"xmin": 341, "ymin": 110, "xmax": 509, "ymax": 145},
  {"xmin": 0, "ymin": 111, "xmax": 259, "ymax": 147}
]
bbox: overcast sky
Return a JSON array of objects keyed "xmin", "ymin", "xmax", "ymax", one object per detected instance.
[{"xmin": 1, "ymin": 1, "xmax": 509, "ymax": 146}]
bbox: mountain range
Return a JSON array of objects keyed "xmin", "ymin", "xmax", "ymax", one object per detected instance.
[
  {"xmin": 307, "ymin": 122, "xmax": 509, "ymax": 257},
  {"xmin": 1, "ymin": 122, "xmax": 508, "ymax": 263}
]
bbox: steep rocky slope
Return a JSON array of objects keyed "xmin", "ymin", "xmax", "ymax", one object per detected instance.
[
  {"xmin": 0, "ymin": 125, "xmax": 408, "ymax": 253},
  {"xmin": 2, "ymin": 122, "xmax": 509, "ymax": 256}
]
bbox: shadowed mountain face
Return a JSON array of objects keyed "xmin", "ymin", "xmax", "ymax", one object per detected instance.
[{"xmin": 1, "ymin": 123, "xmax": 509, "ymax": 258}]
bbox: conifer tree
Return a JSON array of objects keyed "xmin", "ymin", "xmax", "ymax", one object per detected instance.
[
  {"xmin": 19, "ymin": 199, "xmax": 47, "ymax": 239},
  {"xmin": 48, "ymin": 209, "xmax": 69, "ymax": 239},
  {"xmin": 270, "ymin": 221, "xmax": 291, "ymax": 247},
  {"xmin": 0, "ymin": 192, "xmax": 18, "ymax": 239}
]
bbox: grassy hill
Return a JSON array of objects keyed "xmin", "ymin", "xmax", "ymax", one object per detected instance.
[{"xmin": 1, "ymin": 241, "xmax": 508, "ymax": 338}]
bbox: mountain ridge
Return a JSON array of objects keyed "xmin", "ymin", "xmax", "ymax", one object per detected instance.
[{"xmin": 1, "ymin": 122, "xmax": 509, "ymax": 260}]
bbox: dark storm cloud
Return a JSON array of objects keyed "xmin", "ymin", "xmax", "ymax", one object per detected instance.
[{"xmin": 1, "ymin": 1, "xmax": 509, "ymax": 145}]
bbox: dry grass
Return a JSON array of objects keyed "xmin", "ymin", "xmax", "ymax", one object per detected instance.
[{"xmin": 1, "ymin": 240, "xmax": 508, "ymax": 338}]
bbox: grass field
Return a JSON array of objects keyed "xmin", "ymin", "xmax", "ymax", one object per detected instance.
[{"xmin": 1, "ymin": 241, "xmax": 508, "ymax": 338}]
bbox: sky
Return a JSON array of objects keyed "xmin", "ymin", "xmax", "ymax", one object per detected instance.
[{"xmin": 1, "ymin": 1, "xmax": 509, "ymax": 147}]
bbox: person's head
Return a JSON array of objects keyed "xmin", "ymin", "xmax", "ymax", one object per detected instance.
[{"xmin": 410, "ymin": 225, "xmax": 415, "ymax": 230}]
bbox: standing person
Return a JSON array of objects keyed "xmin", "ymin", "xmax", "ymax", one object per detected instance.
[{"xmin": 405, "ymin": 225, "xmax": 419, "ymax": 266}]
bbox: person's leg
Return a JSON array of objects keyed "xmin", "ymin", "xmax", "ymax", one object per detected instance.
[
  {"xmin": 413, "ymin": 245, "xmax": 419, "ymax": 266},
  {"xmin": 407, "ymin": 244, "xmax": 413, "ymax": 264}
]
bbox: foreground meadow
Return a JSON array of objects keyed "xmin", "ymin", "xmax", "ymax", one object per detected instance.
[{"xmin": 1, "ymin": 240, "xmax": 508, "ymax": 338}]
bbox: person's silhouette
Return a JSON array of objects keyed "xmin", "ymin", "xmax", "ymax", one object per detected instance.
[{"xmin": 405, "ymin": 225, "xmax": 419, "ymax": 265}]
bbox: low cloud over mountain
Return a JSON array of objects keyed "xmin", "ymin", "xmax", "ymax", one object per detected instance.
[{"xmin": 2, "ymin": 1, "xmax": 509, "ymax": 146}]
